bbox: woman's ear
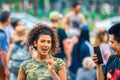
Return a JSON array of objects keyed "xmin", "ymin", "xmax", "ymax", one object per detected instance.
[
  {"xmin": 33, "ymin": 41, "xmax": 37, "ymax": 47},
  {"xmin": 118, "ymin": 42, "xmax": 120, "ymax": 50}
]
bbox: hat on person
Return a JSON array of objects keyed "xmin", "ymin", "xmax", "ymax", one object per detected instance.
[
  {"xmin": 14, "ymin": 25, "xmax": 28, "ymax": 41},
  {"xmin": 49, "ymin": 11, "xmax": 63, "ymax": 21}
]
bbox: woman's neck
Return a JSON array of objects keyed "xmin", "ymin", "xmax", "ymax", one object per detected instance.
[{"xmin": 36, "ymin": 53, "xmax": 50, "ymax": 62}]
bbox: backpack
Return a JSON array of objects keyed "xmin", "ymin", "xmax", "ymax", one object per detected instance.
[{"xmin": 9, "ymin": 41, "xmax": 31, "ymax": 74}]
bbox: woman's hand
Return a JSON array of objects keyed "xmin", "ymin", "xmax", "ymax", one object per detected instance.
[
  {"xmin": 45, "ymin": 58, "xmax": 55, "ymax": 72},
  {"xmin": 46, "ymin": 56, "xmax": 66, "ymax": 80}
]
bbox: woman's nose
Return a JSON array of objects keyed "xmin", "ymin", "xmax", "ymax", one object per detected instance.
[{"xmin": 44, "ymin": 42, "xmax": 49, "ymax": 46}]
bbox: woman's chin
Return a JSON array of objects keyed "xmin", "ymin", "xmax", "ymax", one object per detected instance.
[{"xmin": 41, "ymin": 52, "xmax": 48, "ymax": 56}]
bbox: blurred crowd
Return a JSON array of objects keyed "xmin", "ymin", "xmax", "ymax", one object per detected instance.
[
  {"xmin": 0, "ymin": 2, "xmax": 115, "ymax": 80},
  {"xmin": 1, "ymin": 2, "xmax": 120, "ymax": 21}
]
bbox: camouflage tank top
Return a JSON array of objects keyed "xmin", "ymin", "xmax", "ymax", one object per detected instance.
[{"xmin": 21, "ymin": 57, "xmax": 65, "ymax": 80}]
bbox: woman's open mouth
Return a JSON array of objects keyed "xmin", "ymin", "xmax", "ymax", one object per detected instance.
[{"xmin": 42, "ymin": 48, "xmax": 49, "ymax": 53}]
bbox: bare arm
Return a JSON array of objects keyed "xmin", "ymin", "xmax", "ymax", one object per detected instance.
[
  {"xmin": 50, "ymin": 70, "xmax": 61, "ymax": 80},
  {"xmin": 0, "ymin": 50, "xmax": 10, "ymax": 79},
  {"xmin": 92, "ymin": 54, "xmax": 104, "ymax": 80},
  {"xmin": 50, "ymin": 66, "xmax": 67, "ymax": 80},
  {"xmin": 81, "ymin": 15, "xmax": 87, "ymax": 24},
  {"xmin": 62, "ymin": 16, "xmax": 70, "ymax": 30},
  {"xmin": 0, "ymin": 50, "xmax": 8, "ymax": 69},
  {"xmin": 96, "ymin": 65, "xmax": 104, "ymax": 80},
  {"xmin": 18, "ymin": 66, "xmax": 26, "ymax": 80},
  {"xmin": 7, "ymin": 44, "xmax": 14, "ymax": 63},
  {"xmin": 50, "ymin": 66, "xmax": 66, "ymax": 80},
  {"xmin": 63, "ymin": 39, "xmax": 71, "ymax": 67},
  {"xmin": 69, "ymin": 36, "xmax": 78, "ymax": 51},
  {"xmin": 58, "ymin": 66, "xmax": 66, "ymax": 80}
]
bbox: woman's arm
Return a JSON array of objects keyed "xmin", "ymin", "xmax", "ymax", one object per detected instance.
[
  {"xmin": 50, "ymin": 65, "xmax": 66, "ymax": 80},
  {"xmin": 17, "ymin": 66, "xmax": 26, "ymax": 80},
  {"xmin": 46, "ymin": 58, "xmax": 66, "ymax": 80},
  {"xmin": 50, "ymin": 70, "xmax": 61, "ymax": 80},
  {"xmin": 58, "ymin": 66, "xmax": 66, "ymax": 80}
]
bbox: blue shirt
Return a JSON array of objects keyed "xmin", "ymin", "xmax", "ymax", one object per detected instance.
[{"xmin": 0, "ymin": 28, "xmax": 9, "ymax": 64}]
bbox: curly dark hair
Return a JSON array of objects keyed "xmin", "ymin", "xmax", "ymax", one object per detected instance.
[{"xmin": 26, "ymin": 23, "xmax": 60, "ymax": 55}]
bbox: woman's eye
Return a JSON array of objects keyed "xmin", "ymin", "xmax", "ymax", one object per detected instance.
[
  {"xmin": 40, "ymin": 40, "xmax": 45, "ymax": 43},
  {"xmin": 48, "ymin": 41, "xmax": 51, "ymax": 44}
]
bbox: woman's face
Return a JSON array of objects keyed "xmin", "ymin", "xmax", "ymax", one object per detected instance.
[
  {"xmin": 103, "ymin": 33, "xmax": 108, "ymax": 42},
  {"xmin": 34, "ymin": 34, "xmax": 52, "ymax": 56}
]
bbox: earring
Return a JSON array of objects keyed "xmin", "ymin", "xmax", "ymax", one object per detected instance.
[
  {"xmin": 34, "ymin": 45, "xmax": 37, "ymax": 47},
  {"xmin": 30, "ymin": 46, "xmax": 34, "ymax": 50}
]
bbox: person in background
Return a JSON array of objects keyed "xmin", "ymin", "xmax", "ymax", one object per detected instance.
[
  {"xmin": 0, "ymin": 11, "xmax": 11, "ymax": 80},
  {"xmin": 109, "ymin": 5, "xmax": 115, "ymax": 18},
  {"xmin": 11, "ymin": 19, "xmax": 37, "ymax": 58},
  {"xmin": 7, "ymin": 25, "xmax": 31, "ymax": 80},
  {"xmin": 99, "ymin": 5, "xmax": 106, "ymax": 20},
  {"xmin": 5, "ymin": 24, "xmax": 14, "ymax": 44},
  {"xmin": 76, "ymin": 57, "xmax": 96, "ymax": 80},
  {"xmin": 63, "ymin": 2, "xmax": 88, "ymax": 45},
  {"xmin": 69, "ymin": 29, "xmax": 91, "ymax": 80},
  {"xmin": 5, "ymin": 19, "xmax": 23, "ymax": 44},
  {"xmin": 63, "ymin": 2, "xmax": 87, "ymax": 30},
  {"xmin": 11, "ymin": 19, "xmax": 23, "ymax": 29},
  {"xmin": 92, "ymin": 23, "xmax": 120, "ymax": 80},
  {"xmin": 18, "ymin": 23, "xmax": 66, "ymax": 80},
  {"xmin": 93, "ymin": 29, "xmax": 111, "ymax": 65},
  {"xmin": 49, "ymin": 11, "xmax": 71, "ymax": 67},
  {"xmin": 90, "ymin": 5, "xmax": 97, "ymax": 22},
  {"xmin": 10, "ymin": 19, "xmax": 23, "ymax": 42}
]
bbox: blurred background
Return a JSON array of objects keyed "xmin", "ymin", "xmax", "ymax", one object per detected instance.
[
  {"xmin": 1, "ymin": 0, "xmax": 120, "ymax": 32},
  {"xmin": 1, "ymin": 0, "xmax": 120, "ymax": 29},
  {"xmin": 0, "ymin": 0, "xmax": 120, "ymax": 80}
]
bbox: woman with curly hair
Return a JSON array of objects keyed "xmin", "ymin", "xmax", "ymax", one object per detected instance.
[{"xmin": 17, "ymin": 23, "xmax": 66, "ymax": 80}]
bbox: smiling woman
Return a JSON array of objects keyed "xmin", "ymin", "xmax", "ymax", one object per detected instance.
[{"xmin": 17, "ymin": 23, "xmax": 66, "ymax": 80}]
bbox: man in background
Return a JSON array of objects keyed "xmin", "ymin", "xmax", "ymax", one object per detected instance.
[
  {"xmin": 49, "ymin": 11, "xmax": 71, "ymax": 67},
  {"xmin": 0, "ymin": 11, "xmax": 11, "ymax": 80},
  {"xmin": 63, "ymin": 2, "xmax": 87, "ymax": 30}
]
